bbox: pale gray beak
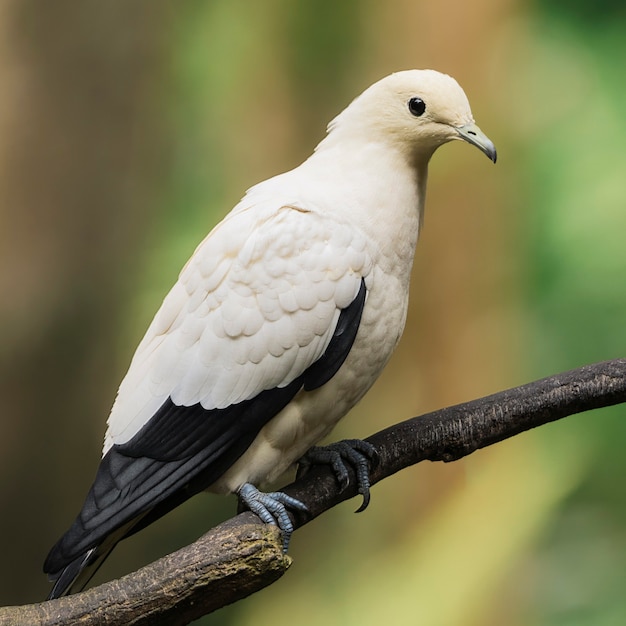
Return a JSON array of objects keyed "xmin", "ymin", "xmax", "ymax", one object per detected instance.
[{"xmin": 456, "ymin": 122, "xmax": 497, "ymax": 163}]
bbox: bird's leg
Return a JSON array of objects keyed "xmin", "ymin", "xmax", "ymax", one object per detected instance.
[
  {"xmin": 297, "ymin": 439, "xmax": 379, "ymax": 513},
  {"xmin": 237, "ymin": 483, "xmax": 308, "ymax": 552}
]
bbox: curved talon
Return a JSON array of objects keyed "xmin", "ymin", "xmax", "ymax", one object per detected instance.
[
  {"xmin": 350, "ymin": 439, "xmax": 380, "ymax": 471},
  {"xmin": 298, "ymin": 439, "xmax": 378, "ymax": 513},
  {"xmin": 238, "ymin": 483, "xmax": 308, "ymax": 552}
]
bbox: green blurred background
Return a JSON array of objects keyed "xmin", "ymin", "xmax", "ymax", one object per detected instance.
[{"xmin": 0, "ymin": 1, "xmax": 624, "ymax": 624}]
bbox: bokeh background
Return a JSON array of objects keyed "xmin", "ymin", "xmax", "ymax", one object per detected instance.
[{"xmin": 1, "ymin": 1, "xmax": 625, "ymax": 624}]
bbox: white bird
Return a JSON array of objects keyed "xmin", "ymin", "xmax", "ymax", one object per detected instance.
[{"xmin": 44, "ymin": 69, "xmax": 496, "ymax": 598}]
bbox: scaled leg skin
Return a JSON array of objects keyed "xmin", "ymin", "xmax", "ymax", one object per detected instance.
[
  {"xmin": 297, "ymin": 439, "xmax": 379, "ymax": 512},
  {"xmin": 238, "ymin": 483, "xmax": 308, "ymax": 552}
]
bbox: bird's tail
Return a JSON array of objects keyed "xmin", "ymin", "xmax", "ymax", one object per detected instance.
[
  {"xmin": 48, "ymin": 548, "xmax": 102, "ymax": 600},
  {"xmin": 45, "ymin": 523, "xmax": 131, "ymax": 599}
]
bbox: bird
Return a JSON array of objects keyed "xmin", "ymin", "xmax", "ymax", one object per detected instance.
[{"xmin": 44, "ymin": 69, "xmax": 496, "ymax": 599}]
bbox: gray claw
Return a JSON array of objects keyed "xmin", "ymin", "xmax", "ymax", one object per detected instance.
[
  {"xmin": 238, "ymin": 483, "xmax": 308, "ymax": 552},
  {"xmin": 298, "ymin": 439, "xmax": 378, "ymax": 512}
]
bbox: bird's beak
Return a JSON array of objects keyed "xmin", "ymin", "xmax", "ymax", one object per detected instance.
[{"xmin": 456, "ymin": 122, "xmax": 497, "ymax": 163}]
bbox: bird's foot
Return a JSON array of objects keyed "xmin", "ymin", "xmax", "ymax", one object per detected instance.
[
  {"xmin": 297, "ymin": 439, "xmax": 379, "ymax": 513},
  {"xmin": 237, "ymin": 483, "xmax": 308, "ymax": 552}
]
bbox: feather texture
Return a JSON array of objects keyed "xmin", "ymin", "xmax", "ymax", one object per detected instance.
[
  {"xmin": 45, "ymin": 278, "xmax": 366, "ymax": 580},
  {"xmin": 104, "ymin": 204, "xmax": 371, "ymax": 451}
]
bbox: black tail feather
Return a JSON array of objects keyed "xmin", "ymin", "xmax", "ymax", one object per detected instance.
[
  {"xmin": 46, "ymin": 547, "xmax": 98, "ymax": 599},
  {"xmin": 45, "ymin": 522, "xmax": 133, "ymax": 599}
]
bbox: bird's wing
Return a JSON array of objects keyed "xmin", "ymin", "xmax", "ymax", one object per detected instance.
[
  {"xmin": 45, "ymin": 200, "xmax": 372, "ymax": 574},
  {"xmin": 106, "ymin": 200, "xmax": 371, "ymax": 445}
]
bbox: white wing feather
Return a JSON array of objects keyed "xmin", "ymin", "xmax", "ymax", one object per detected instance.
[{"xmin": 103, "ymin": 199, "xmax": 371, "ymax": 453}]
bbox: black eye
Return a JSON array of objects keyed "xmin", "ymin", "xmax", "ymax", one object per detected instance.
[{"xmin": 408, "ymin": 97, "xmax": 426, "ymax": 117}]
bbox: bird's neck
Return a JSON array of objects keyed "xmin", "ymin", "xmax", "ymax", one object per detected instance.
[{"xmin": 299, "ymin": 140, "xmax": 427, "ymax": 280}]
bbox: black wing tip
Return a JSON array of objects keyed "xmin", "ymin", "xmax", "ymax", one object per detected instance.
[
  {"xmin": 303, "ymin": 277, "xmax": 366, "ymax": 391},
  {"xmin": 45, "ymin": 548, "xmax": 96, "ymax": 600}
]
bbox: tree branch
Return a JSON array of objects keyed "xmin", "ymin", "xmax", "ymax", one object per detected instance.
[{"xmin": 2, "ymin": 358, "xmax": 625, "ymax": 626}]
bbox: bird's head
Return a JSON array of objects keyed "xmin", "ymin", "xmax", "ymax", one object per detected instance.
[{"xmin": 324, "ymin": 69, "xmax": 496, "ymax": 165}]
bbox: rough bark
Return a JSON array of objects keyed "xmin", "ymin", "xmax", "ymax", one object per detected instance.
[{"xmin": 1, "ymin": 358, "xmax": 624, "ymax": 626}]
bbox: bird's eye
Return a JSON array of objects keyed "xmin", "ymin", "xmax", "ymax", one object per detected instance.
[{"xmin": 408, "ymin": 97, "xmax": 426, "ymax": 117}]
